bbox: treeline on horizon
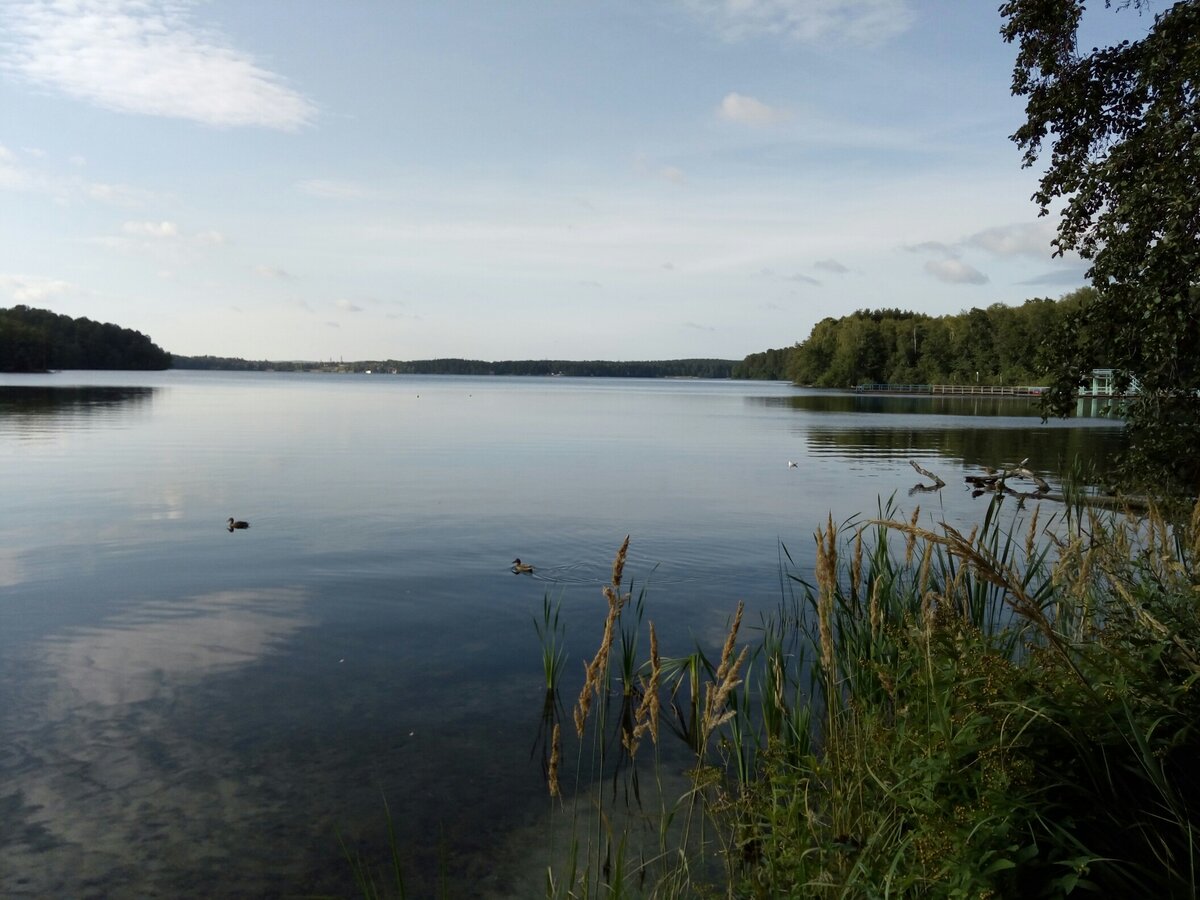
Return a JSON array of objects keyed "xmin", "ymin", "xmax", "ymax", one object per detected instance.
[
  {"xmin": 0, "ymin": 305, "xmax": 171, "ymax": 372},
  {"xmin": 733, "ymin": 288, "xmax": 1092, "ymax": 387},
  {"xmin": 173, "ymin": 356, "xmax": 738, "ymax": 378}
]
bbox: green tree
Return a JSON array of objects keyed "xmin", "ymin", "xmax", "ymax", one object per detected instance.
[
  {"xmin": 0, "ymin": 306, "xmax": 171, "ymax": 371},
  {"xmin": 1001, "ymin": 0, "xmax": 1200, "ymax": 497}
]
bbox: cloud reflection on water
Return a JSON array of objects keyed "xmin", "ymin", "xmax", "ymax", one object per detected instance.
[
  {"xmin": 43, "ymin": 589, "xmax": 309, "ymax": 707},
  {"xmin": 1, "ymin": 588, "xmax": 310, "ymax": 897}
]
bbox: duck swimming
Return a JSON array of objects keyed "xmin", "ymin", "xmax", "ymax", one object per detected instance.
[
  {"xmin": 227, "ymin": 517, "xmax": 250, "ymax": 531},
  {"xmin": 511, "ymin": 558, "xmax": 534, "ymax": 574}
]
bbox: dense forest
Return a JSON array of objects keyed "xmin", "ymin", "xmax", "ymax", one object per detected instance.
[
  {"xmin": 174, "ymin": 355, "xmax": 738, "ymax": 378},
  {"xmin": 733, "ymin": 289, "xmax": 1091, "ymax": 386},
  {"xmin": 0, "ymin": 306, "xmax": 172, "ymax": 372}
]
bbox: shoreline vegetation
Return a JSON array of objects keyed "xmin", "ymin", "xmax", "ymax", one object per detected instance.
[
  {"xmin": 171, "ymin": 355, "xmax": 740, "ymax": 379},
  {"xmin": 733, "ymin": 290, "xmax": 1091, "ymax": 387},
  {"xmin": 507, "ymin": 495, "xmax": 1200, "ymax": 898},
  {"xmin": 4, "ymin": 291, "xmax": 1084, "ymax": 389},
  {"xmin": 0, "ymin": 305, "xmax": 171, "ymax": 372}
]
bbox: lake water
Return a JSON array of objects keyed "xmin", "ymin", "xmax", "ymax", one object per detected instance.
[{"xmin": 0, "ymin": 371, "xmax": 1122, "ymax": 897}]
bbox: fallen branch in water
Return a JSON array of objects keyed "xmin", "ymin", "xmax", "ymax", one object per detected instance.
[
  {"xmin": 908, "ymin": 459, "xmax": 946, "ymax": 496},
  {"xmin": 965, "ymin": 458, "xmax": 1051, "ymax": 501}
]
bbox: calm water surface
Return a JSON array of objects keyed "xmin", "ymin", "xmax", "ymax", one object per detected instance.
[{"xmin": 0, "ymin": 371, "xmax": 1121, "ymax": 896}]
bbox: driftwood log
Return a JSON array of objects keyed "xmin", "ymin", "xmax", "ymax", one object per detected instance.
[
  {"xmin": 908, "ymin": 459, "xmax": 946, "ymax": 495},
  {"xmin": 964, "ymin": 457, "xmax": 1055, "ymax": 504},
  {"xmin": 903, "ymin": 459, "xmax": 1145, "ymax": 510}
]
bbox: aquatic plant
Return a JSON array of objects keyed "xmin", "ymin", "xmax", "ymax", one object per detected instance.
[{"xmin": 538, "ymin": 496, "xmax": 1200, "ymax": 897}]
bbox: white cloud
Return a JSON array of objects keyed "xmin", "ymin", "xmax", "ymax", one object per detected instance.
[
  {"xmin": 787, "ymin": 272, "xmax": 820, "ymax": 285},
  {"xmin": 718, "ymin": 92, "xmax": 789, "ymax": 125},
  {"xmin": 0, "ymin": 145, "xmax": 165, "ymax": 206},
  {"xmin": 0, "ymin": 273, "xmax": 76, "ymax": 303},
  {"xmin": 1019, "ymin": 267, "xmax": 1089, "ymax": 287},
  {"xmin": 681, "ymin": 0, "xmax": 915, "ymax": 45},
  {"xmin": 297, "ymin": 179, "xmax": 369, "ymax": 199},
  {"xmin": 87, "ymin": 182, "xmax": 160, "ymax": 207},
  {"xmin": 2, "ymin": 0, "xmax": 316, "ymax": 130},
  {"xmin": 924, "ymin": 258, "xmax": 988, "ymax": 285},
  {"xmin": 633, "ymin": 155, "xmax": 689, "ymax": 185},
  {"xmin": 659, "ymin": 165, "xmax": 687, "ymax": 185},
  {"xmin": 255, "ymin": 265, "xmax": 294, "ymax": 280},
  {"xmin": 335, "ymin": 298, "xmax": 363, "ymax": 313},
  {"xmin": 966, "ymin": 222, "xmax": 1057, "ymax": 259},
  {"xmin": 906, "ymin": 240, "xmax": 957, "ymax": 256},
  {"xmin": 123, "ymin": 220, "xmax": 179, "ymax": 238},
  {"xmin": 814, "ymin": 258, "xmax": 849, "ymax": 274}
]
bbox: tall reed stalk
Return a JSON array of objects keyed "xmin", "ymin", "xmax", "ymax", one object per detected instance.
[{"xmin": 537, "ymin": 494, "xmax": 1200, "ymax": 898}]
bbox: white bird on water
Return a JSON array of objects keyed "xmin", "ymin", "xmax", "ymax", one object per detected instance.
[{"xmin": 787, "ymin": 460, "xmax": 798, "ymax": 468}]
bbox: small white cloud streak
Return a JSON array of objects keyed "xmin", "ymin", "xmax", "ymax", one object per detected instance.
[
  {"xmin": 681, "ymin": 0, "xmax": 915, "ymax": 45},
  {"xmin": 814, "ymin": 258, "xmax": 849, "ymax": 274},
  {"xmin": 2, "ymin": 0, "xmax": 316, "ymax": 130},
  {"xmin": 123, "ymin": 220, "xmax": 178, "ymax": 238},
  {"xmin": 966, "ymin": 221, "xmax": 1057, "ymax": 259},
  {"xmin": 297, "ymin": 179, "xmax": 369, "ymax": 199},
  {"xmin": 906, "ymin": 240, "xmax": 958, "ymax": 257},
  {"xmin": 1019, "ymin": 267, "xmax": 1089, "ymax": 287},
  {"xmin": 659, "ymin": 165, "xmax": 687, "ymax": 185},
  {"xmin": 924, "ymin": 258, "xmax": 988, "ymax": 285},
  {"xmin": 0, "ymin": 143, "xmax": 38, "ymax": 191},
  {"xmin": 87, "ymin": 182, "xmax": 161, "ymax": 207},
  {"xmin": 335, "ymin": 298, "xmax": 363, "ymax": 313},
  {"xmin": 255, "ymin": 265, "xmax": 294, "ymax": 280},
  {"xmin": 0, "ymin": 273, "xmax": 76, "ymax": 303},
  {"xmin": 718, "ymin": 92, "xmax": 789, "ymax": 125},
  {"xmin": 0, "ymin": 144, "xmax": 165, "ymax": 206}
]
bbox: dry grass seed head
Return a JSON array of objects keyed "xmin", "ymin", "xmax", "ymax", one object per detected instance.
[
  {"xmin": 703, "ymin": 646, "xmax": 750, "ymax": 739},
  {"xmin": 851, "ymin": 526, "xmax": 864, "ymax": 601},
  {"xmin": 816, "ymin": 533, "xmax": 836, "ymax": 678},
  {"xmin": 548, "ymin": 722, "xmax": 561, "ymax": 797},
  {"xmin": 715, "ymin": 600, "xmax": 745, "ymax": 685},
  {"xmin": 573, "ymin": 665, "xmax": 592, "ymax": 737},
  {"xmin": 917, "ymin": 540, "xmax": 934, "ymax": 597},
  {"xmin": 1024, "ymin": 504, "xmax": 1041, "ymax": 562},
  {"xmin": 611, "ymin": 534, "xmax": 630, "ymax": 591},
  {"xmin": 869, "ymin": 573, "xmax": 883, "ymax": 637},
  {"xmin": 1189, "ymin": 496, "xmax": 1200, "ymax": 559},
  {"xmin": 631, "ymin": 621, "xmax": 662, "ymax": 748},
  {"xmin": 574, "ymin": 538, "xmax": 632, "ymax": 737},
  {"xmin": 700, "ymin": 602, "xmax": 748, "ymax": 744},
  {"xmin": 905, "ymin": 507, "xmax": 921, "ymax": 565}
]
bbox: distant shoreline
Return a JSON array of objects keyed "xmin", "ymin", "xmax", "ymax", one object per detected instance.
[{"xmin": 170, "ymin": 355, "xmax": 740, "ymax": 379}]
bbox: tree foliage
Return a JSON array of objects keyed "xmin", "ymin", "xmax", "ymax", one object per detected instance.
[
  {"xmin": 173, "ymin": 355, "xmax": 738, "ymax": 378},
  {"xmin": 1001, "ymin": 0, "xmax": 1200, "ymax": 497},
  {"xmin": 738, "ymin": 293, "xmax": 1087, "ymax": 389},
  {"xmin": 731, "ymin": 347, "xmax": 792, "ymax": 380},
  {"xmin": 0, "ymin": 306, "xmax": 171, "ymax": 372}
]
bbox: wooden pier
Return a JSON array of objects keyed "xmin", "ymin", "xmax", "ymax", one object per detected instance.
[{"xmin": 854, "ymin": 383, "xmax": 1045, "ymax": 396}]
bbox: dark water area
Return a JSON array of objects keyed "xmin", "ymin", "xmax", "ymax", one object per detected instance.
[{"xmin": 0, "ymin": 373, "xmax": 1122, "ymax": 897}]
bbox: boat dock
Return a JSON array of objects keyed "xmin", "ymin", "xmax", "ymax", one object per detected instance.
[{"xmin": 854, "ymin": 383, "xmax": 1045, "ymax": 396}]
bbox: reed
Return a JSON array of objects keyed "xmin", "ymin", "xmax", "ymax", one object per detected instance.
[
  {"xmin": 536, "ymin": 494, "xmax": 1200, "ymax": 898},
  {"xmin": 535, "ymin": 594, "xmax": 568, "ymax": 692}
]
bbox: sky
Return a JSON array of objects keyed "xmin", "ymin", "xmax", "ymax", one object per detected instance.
[{"xmin": 0, "ymin": 0, "xmax": 1149, "ymax": 362}]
